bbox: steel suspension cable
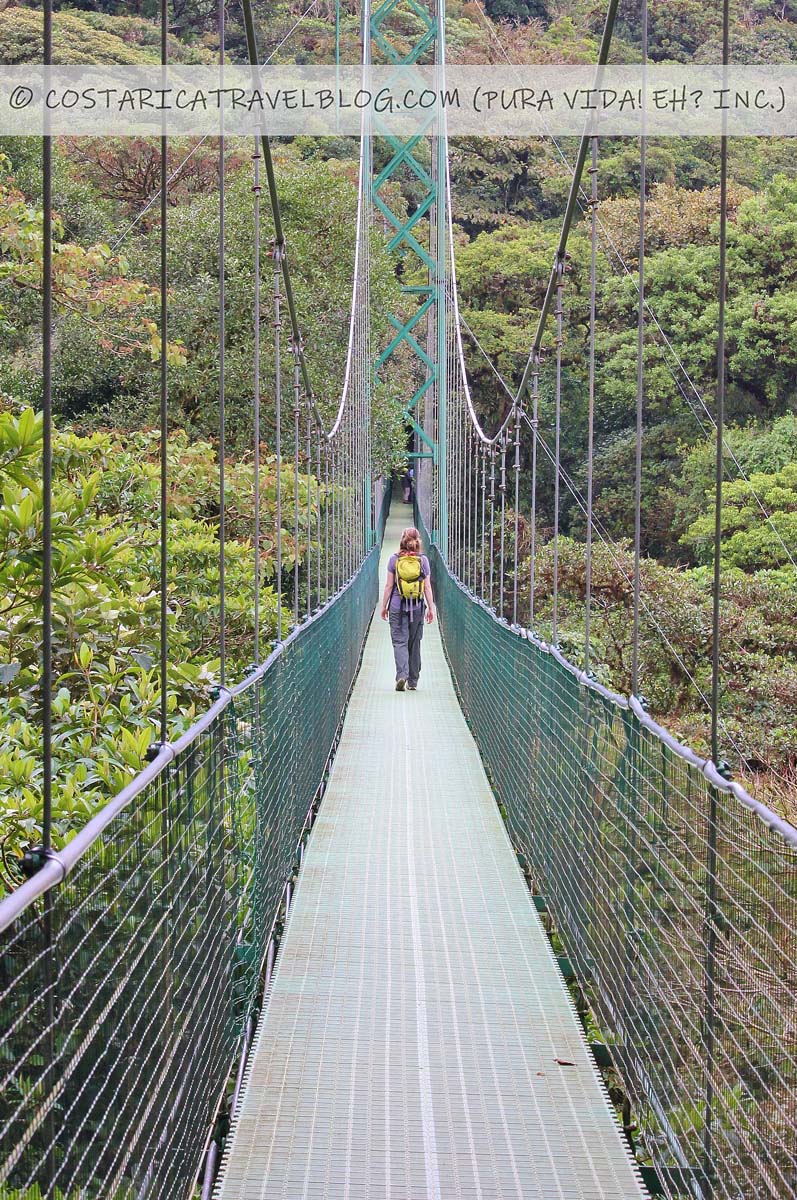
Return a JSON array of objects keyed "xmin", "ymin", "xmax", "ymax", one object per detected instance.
[
  {"xmin": 512, "ymin": 400, "xmax": 521, "ymax": 625},
  {"xmin": 218, "ymin": 0, "xmax": 226, "ymax": 684},
  {"xmin": 293, "ymin": 343, "xmax": 301, "ymax": 626},
  {"xmin": 455, "ymin": 0, "xmax": 711, "ymax": 475},
  {"xmin": 324, "ymin": 446, "xmax": 330, "ymax": 598},
  {"xmin": 42, "ymin": 0, "xmax": 53, "ymax": 853},
  {"xmin": 305, "ymin": 397, "xmax": 312, "ymax": 620},
  {"xmin": 499, "ymin": 436, "xmax": 507, "ymax": 619},
  {"xmin": 351, "ymin": 380, "xmax": 356, "ymax": 572},
  {"xmin": 340, "ymin": 438, "xmax": 346, "ymax": 589},
  {"xmin": 440, "ymin": 3, "xmax": 625, "ymax": 629},
  {"xmin": 467, "ymin": 428, "xmax": 473, "ymax": 591},
  {"xmin": 488, "ymin": 446, "xmax": 496, "ymax": 609},
  {"xmin": 712, "ymin": 5, "xmax": 731, "ymax": 769},
  {"xmin": 467, "ymin": 402, "xmax": 473, "ymax": 583},
  {"xmin": 585, "ymin": 137, "xmax": 598, "ymax": 674},
  {"xmin": 348, "ymin": 394, "xmax": 354, "ymax": 580},
  {"xmin": 466, "ymin": 431, "xmax": 472, "ymax": 589},
  {"xmin": 450, "ymin": 308, "xmax": 458, "ymax": 571},
  {"xmin": 552, "ymin": 261, "xmax": 564, "ymax": 645},
  {"xmin": 253, "ymin": 139, "xmax": 262, "ymax": 662},
  {"xmin": 336, "ymin": 442, "xmax": 342, "ymax": 590},
  {"xmin": 706, "ymin": 6, "xmax": 730, "ymax": 1167},
  {"xmin": 459, "ymin": 2, "xmax": 787, "ymax": 691},
  {"xmin": 460, "ymin": 347, "xmax": 467, "ymax": 580},
  {"xmin": 465, "ymin": 411, "xmax": 471, "ymax": 582},
  {"xmin": 274, "ymin": 245, "xmax": 283, "ymax": 636},
  {"xmin": 316, "ymin": 435, "xmax": 322, "ymax": 606},
  {"xmin": 471, "ymin": 419, "xmax": 478, "ymax": 590},
  {"xmin": 457, "ymin": 344, "xmax": 465, "ymax": 578},
  {"xmin": 467, "ymin": 0, "xmax": 712, "ymax": 436},
  {"xmin": 459, "ymin": 311, "xmax": 514, "ymax": 400},
  {"xmin": 632, "ymin": 0, "xmax": 647, "ymax": 698},
  {"xmin": 529, "ymin": 356, "xmax": 539, "ymax": 629},
  {"xmin": 331, "ymin": 444, "xmax": 337, "ymax": 594},
  {"xmin": 480, "ymin": 445, "xmax": 487, "ymax": 599},
  {"xmin": 441, "ymin": 0, "xmax": 792, "ymax": 796},
  {"xmin": 240, "ymin": 0, "xmax": 321, "ymax": 422},
  {"xmin": 339, "ymin": 421, "xmax": 344, "ymax": 588},
  {"xmin": 344, "ymin": 418, "xmax": 349, "ymax": 583},
  {"xmin": 41, "ymin": 0, "xmax": 56, "ymax": 1181},
  {"xmin": 241, "ymin": 0, "xmax": 373, "ymax": 598},
  {"xmin": 159, "ymin": 0, "xmax": 168, "ymax": 746}
]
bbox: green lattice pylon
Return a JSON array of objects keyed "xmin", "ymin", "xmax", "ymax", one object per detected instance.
[{"xmin": 367, "ymin": 0, "xmax": 447, "ymax": 553}]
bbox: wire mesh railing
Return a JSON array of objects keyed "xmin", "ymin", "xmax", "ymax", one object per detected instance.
[
  {"xmin": 0, "ymin": 513, "xmax": 383, "ymax": 1200},
  {"xmin": 424, "ymin": 534, "xmax": 797, "ymax": 1200}
]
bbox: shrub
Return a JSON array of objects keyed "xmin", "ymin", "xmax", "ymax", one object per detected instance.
[{"xmin": 0, "ymin": 408, "xmax": 311, "ymax": 885}]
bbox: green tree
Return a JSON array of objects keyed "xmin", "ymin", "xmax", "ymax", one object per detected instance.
[
  {"xmin": 648, "ymin": 0, "xmax": 720, "ymax": 61},
  {"xmin": 682, "ymin": 463, "xmax": 797, "ymax": 571},
  {"xmin": 730, "ymin": 173, "xmax": 797, "ymax": 292},
  {"xmin": 515, "ymin": 536, "xmax": 797, "ymax": 785},
  {"xmin": 0, "ymin": 3, "xmax": 215, "ymax": 63},
  {"xmin": 448, "ymin": 138, "xmax": 551, "ymax": 232},
  {"xmin": 598, "ymin": 181, "xmax": 750, "ymax": 263},
  {"xmin": 482, "ymin": 0, "xmax": 548, "ymax": 24},
  {"xmin": 0, "ymin": 5, "xmax": 155, "ymax": 63},
  {"xmin": 0, "ymin": 156, "xmax": 186, "ymax": 365},
  {"xmin": 673, "ymin": 413, "xmax": 797, "ymax": 540},
  {"xmin": 0, "ymin": 407, "xmax": 316, "ymax": 876}
]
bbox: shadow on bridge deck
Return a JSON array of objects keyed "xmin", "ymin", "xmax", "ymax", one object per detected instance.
[{"xmin": 214, "ymin": 507, "xmax": 647, "ymax": 1200}]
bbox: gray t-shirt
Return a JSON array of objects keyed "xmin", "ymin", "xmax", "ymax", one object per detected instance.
[{"xmin": 387, "ymin": 553, "xmax": 430, "ymax": 613}]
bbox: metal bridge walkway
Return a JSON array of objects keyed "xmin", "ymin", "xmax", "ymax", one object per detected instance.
[{"xmin": 214, "ymin": 509, "xmax": 647, "ymax": 1200}]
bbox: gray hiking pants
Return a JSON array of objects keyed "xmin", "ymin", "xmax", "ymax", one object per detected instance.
[{"xmin": 389, "ymin": 606, "xmax": 425, "ymax": 685}]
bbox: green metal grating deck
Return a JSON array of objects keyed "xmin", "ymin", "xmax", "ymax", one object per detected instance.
[{"xmin": 214, "ymin": 509, "xmax": 647, "ymax": 1200}]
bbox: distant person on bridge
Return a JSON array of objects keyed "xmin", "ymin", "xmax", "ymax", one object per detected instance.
[
  {"xmin": 381, "ymin": 526, "xmax": 435, "ymax": 692},
  {"xmin": 400, "ymin": 466, "xmax": 413, "ymax": 504}
]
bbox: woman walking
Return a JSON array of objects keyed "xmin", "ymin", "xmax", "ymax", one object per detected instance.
[{"xmin": 380, "ymin": 527, "xmax": 435, "ymax": 691}]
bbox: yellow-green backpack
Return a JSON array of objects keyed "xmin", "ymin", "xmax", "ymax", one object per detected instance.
[{"xmin": 395, "ymin": 553, "xmax": 424, "ymax": 603}]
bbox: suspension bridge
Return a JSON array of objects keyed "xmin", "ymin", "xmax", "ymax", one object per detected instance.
[{"xmin": 1, "ymin": 0, "xmax": 796, "ymax": 1197}]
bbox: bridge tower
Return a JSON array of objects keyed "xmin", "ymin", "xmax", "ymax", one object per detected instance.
[{"xmin": 364, "ymin": 0, "xmax": 448, "ymax": 555}]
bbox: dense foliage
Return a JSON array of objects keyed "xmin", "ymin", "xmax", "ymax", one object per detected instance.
[
  {"xmin": 514, "ymin": 537, "xmax": 797, "ymax": 797},
  {"xmin": 0, "ymin": 404, "xmax": 314, "ymax": 884},
  {"xmin": 0, "ymin": 112, "xmax": 408, "ymax": 881}
]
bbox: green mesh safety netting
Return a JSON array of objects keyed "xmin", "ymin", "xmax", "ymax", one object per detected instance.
[{"xmin": 425, "ymin": 531, "xmax": 797, "ymax": 1200}]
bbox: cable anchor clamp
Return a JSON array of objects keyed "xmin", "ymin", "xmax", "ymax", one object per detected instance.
[
  {"xmin": 145, "ymin": 740, "xmax": 174, "ymax": 763},
  {"xmin": 20, "ymin": 846, "xmax": 67, "ymax": 884}
]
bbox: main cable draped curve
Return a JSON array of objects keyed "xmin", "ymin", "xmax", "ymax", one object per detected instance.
[{"xmin": 239, "ymin": 0, "xmax": 371, "ymax": 446}]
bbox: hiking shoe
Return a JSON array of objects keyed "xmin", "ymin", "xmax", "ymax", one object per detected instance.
[
  {"xmin": 407, "ymin": 683, "xmax": 417, "ymax": 691},
  {"xmin": 395, "ymin": 678, "xmax": 406, "ymax": 691}
]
